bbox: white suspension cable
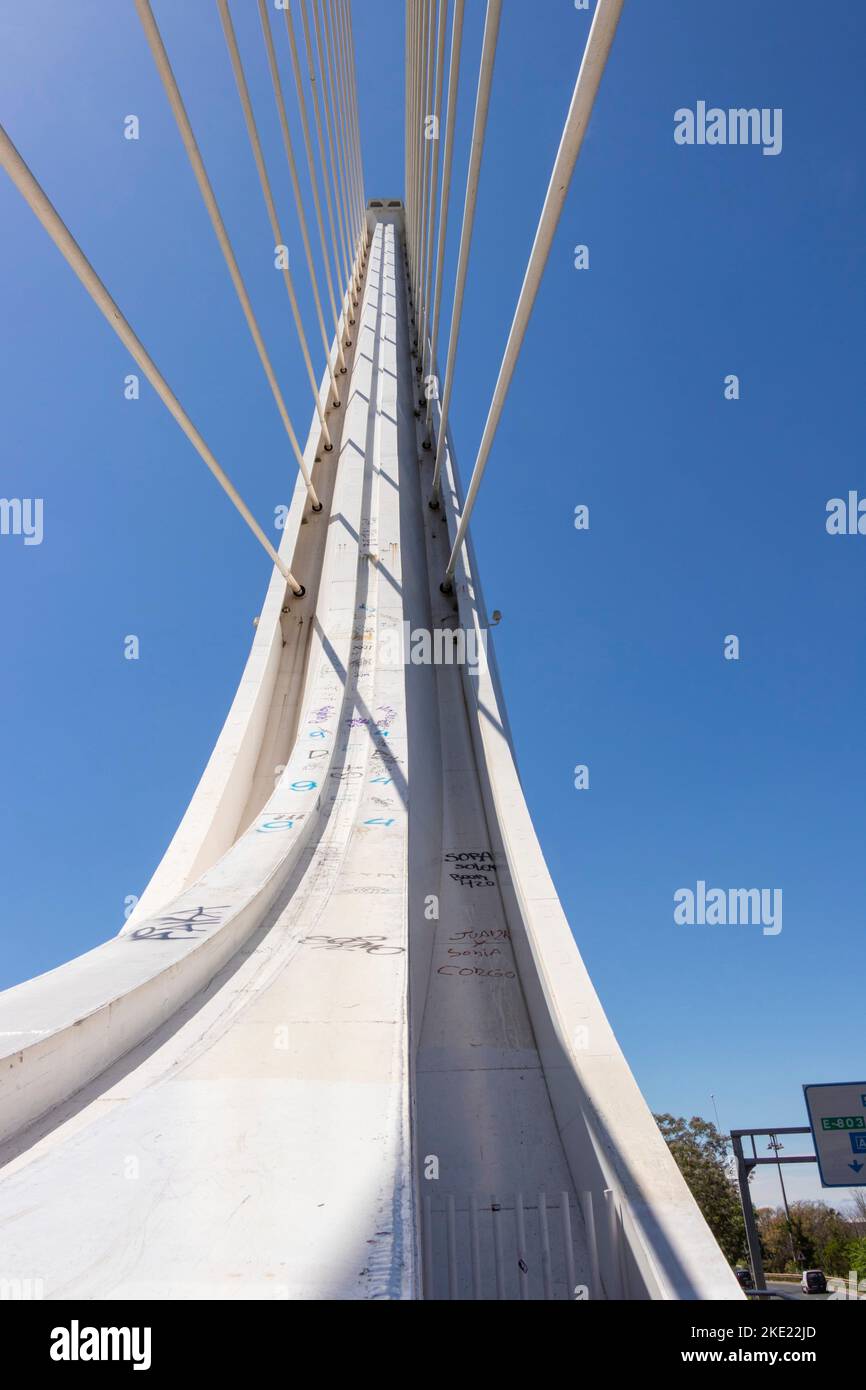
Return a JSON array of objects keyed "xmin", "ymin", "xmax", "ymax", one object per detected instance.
[
  {"xmin": 258, "ymin": 0, "xmax": 347, "ymax": 381},
  {"xmin": 405, "ymin": 2, "xmax": 417, "ymax": 287},
  {"xmin": 333, "ymin": 0, "xmax": 364, "ymax": 264},
  {"xmin": 411, "ymin": 2, "xmax": 424, "ymax": 302},
  {"xmin": 330, "ymin": 0, "xmax": 367, "ymax": 288},
  {"xmin": 216, "ymin": 0, "xmax": 337, "ymax": 454},
  {"xmin": 299, "ymin": 0, "xmax": 348, "ymax": 305},
  {"xmin": 405, "ymin": 1, "xmax": 416, "ymax": 276},
  {"xmin": 329, "ymin": 0, "xmax": 358, "ymax": 254},
  {"xmin": 404, "ymin": 1, "xmax": 411, "ymax": 234},
  {"xmin": 415, "ymin": 0, "xmax": 433, "ymax": 335},
  {"xmin": 410, "ymin": 1, "xmax": 425, "ymax": 307},
  {"xmin": 443, "ymin": 0, "xmax": 625, "ymax": 588},
  {"xmin": 321, "ymin": 0, "xmax": 357, "ymax": 291},
  {"xmin": 344, "ymin": 2, "xmax": 367, "ymax": 236},
  {"xmin": 429, "ymin": 0, "xmax": 502, "ymax": 503},
  {"xmin": 0, "ymin": 122, "xmax": 304, "ymax": 593},
  {"xmin": 419, "ymin": 0, "xmax": 448, "ymax": 397},
  {"xmin": 425, "ymin": 0, "xmax": 464, "ymax": 437},
  {"xmin": 312, "ymin": 0, "xmax": 353, "ymax": 297},
  {"xmin": 135, "ymin": 0, "xmax": 323, "ymax": 505},
  {"xmin": 333, "ymin": 0, "xmax": 366, "ymax": 277},
  {"xmin": 417, "ymin": 0, "xmax": 435, "ymax": 366},
  {"xmin": 408, "ymin": 0, "xmax": 425, "ymax": 327},
  {"xmin": 282, "ymin": 2, "xmax": 351, "ymax": 352}
]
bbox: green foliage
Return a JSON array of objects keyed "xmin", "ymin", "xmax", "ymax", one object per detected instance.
[
  {"xmin": 822, "ymin": 1234, "xmax": 856, "ymax": 1278},
  {"xmin": 655, "ymin": 1113, "xmax": 746, "ymax": 1264},
  {"xmin": 848, "ymin": 1237, "xmax": 866, "ymax": 1282},
  {"xmin": 757, "ymin": 1201, "xmax": 854, "ymax": 1274}
]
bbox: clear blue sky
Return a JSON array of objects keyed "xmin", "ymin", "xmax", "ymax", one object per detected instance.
[{"xmin": 1, "ymin": 1, "xmax": 863, "ymax": 1210}]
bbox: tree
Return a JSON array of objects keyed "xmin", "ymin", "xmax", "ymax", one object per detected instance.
[
  {"xmin": 822, "ymin": 1234, "xmax": 855, "ymax": 1279},
  {"xmin": 847, "ymin": 1188, "xmax": 866, "ymax": 1225},
  {"xmin": 849, "ymin": 1238, "xmax": 866, "ymax": 1283},
  {"xmin": 757, "ymin": 1200, "xmax": 852, "ymax": 1274},
  {"xmin": 756, "ymin": 1205, "xmax": 799, "ymax": 1269},
  {"xmin": 655, "ymin": 1113, "xmax": 746, "ymax": 1264}
]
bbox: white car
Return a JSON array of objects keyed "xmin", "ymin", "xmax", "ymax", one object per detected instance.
[{"xmin": 800, "ymin": 1269, "xmax": 827, "ymax": 1294}]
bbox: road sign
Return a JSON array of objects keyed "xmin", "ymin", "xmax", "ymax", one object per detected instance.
[{"xmin": 804, "ymin": 1083, "xmax": 866, "ymax": 1186}]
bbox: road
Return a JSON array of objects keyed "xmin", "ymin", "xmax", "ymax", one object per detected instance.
[{"xmin": 764, "ymin": 1281, "xmax": 832, "ymax": 1301}]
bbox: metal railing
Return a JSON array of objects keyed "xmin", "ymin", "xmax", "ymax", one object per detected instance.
[{"xmin": 421, "ymin": 1184, "xmax": 648, "ymax": 1300}]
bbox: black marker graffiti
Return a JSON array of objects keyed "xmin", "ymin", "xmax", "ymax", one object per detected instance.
[
  {"xmin": 306, "ymin": 935, "xmax": 404, "ymax": 956},
  {"xmin": 437, "ymin": 965, "xmax": 516, "ymax": 980},
  {"xmin": 132, "ymin": 904, "xmax": 230, "ymax": 942},
  {"xmin": 449, "ymin": 928, "xmax": 510, "ymax": 944}
]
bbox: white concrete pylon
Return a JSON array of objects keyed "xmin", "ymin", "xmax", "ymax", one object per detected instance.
[{"xmin": 0, "ymin": 205, "xmax": 741, "ymax": 1302}]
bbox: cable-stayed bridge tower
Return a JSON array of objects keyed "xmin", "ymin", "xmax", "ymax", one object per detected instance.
[{"xmin": 0, "ymin": 0, "xmax": 741, "ymax": 1300}]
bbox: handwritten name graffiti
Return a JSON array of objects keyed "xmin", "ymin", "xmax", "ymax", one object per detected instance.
[
  {"xmin": 445, "ymin": 927, "xmax": 509, "ymax": 959},
  {"xmin": 450, "ymin": 928, "xmax": 509, "ymax": 945},
  {"xmin": 306, "ymin": 935, "xmax": 404, "ymax": 956},
  {"xmin": 435, "ymin": 926, "xmax": 515, "ymax": 979},
  {"xmin": 131, "ymin": 904, "xmax": 230, "ymax": 942},
  {"xmin": 345, "ymin": 704, "xmax": 397, "ymax": 729},
  {"xmin": 307, "ymin": 704, "xmax": 334, "ymax": 725},
  {"xmin": 436, "ymin": 965, "xmax": 516, "ymax": 979},
  {"xmin": 446, "ymin": 946, "xmax": 502, "ymax": 958},
  {"xmin": 445, "ymin": 850, "xmax": 498, "ymax": 888}
]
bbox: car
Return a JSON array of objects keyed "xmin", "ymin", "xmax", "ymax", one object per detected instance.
[
  {"xmin": 800, "ymin": 1269, "xmax": 827, "ymax": 1294},
  {"xmin": 734, "ymin": 1268, "xmax": 752, "ymax": 1289}
]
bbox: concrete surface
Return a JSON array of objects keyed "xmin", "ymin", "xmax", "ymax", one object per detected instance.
[{"xmin": 0, "ymin": 208, "xmax": 742, "ymax": 1301}]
